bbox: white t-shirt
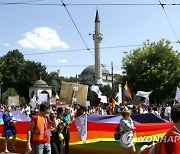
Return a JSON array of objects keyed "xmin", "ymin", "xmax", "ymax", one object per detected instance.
[
  {"xmin": 164, "ymin": 106, "xmax": 171, "ymax": 117},
  {"xmin": 119, "ymin": 118, "xmax": 134, "ymax": 148},
  {"xmin": 152, "ymin": 111, "xmax": 160, "ymax": 117}
]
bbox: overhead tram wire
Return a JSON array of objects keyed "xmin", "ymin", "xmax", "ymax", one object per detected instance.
[
  {"xmin": 24, "ymin": 42, "xmax": 179, "ymax": 56},
  {"xmin": 60, "ymin": 0, "xmax": 108, "ymax": 74},
  {"xmin": 63, "ymin": 3, "xmax": 180, "ymax": 6},
  {"xmin": 158, "ymin": 0, "xmax": 180, "ymax": 44},
  {"xmin": 46, "ymin": 64, "xmax": 122, "ymax": 68},
  {"xmin": 1, "ymin": 2, "xmax": 180, "ymax": 6},
  {"xmin": 0, "ymin": 0, "xmax": 45, "ymax": 5},
  {"xmin": 60, "ymin": 0, "xmax": 94, "ymax": 57},
  {"xmin": 23, "ymin": 44, "xmax": 143, "ymax": 56},
  {"xmin": 24, "ymin": 48, "xmax": 88, "ymax": 56}
]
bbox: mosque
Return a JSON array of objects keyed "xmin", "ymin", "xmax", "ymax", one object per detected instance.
[{"xmin": 78, "ymin": 10, "xmax": 113, "ymax": 87}]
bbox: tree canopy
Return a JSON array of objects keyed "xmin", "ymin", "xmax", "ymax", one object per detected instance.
[
  {"xmin": 122, "ymin": 39, "xmax": 180, "ymax": 104},
  {"xmin": 0, "ymin": 49, "xmax": 78, "ymax": 103},
  {"xmin": 0, "ymin": 49, "xmax": 49, "ymax": 100}
]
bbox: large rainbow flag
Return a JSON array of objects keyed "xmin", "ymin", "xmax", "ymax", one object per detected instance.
[
  {"xmin": 70, "ymin": 114, "xmax": 173, "ymax": 145},
  {"xmin": 0, "ymin": 113, "xmax": 173, "ymax": 146}
]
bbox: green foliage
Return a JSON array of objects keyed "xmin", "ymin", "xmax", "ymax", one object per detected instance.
[
  {"xmin": 87, "ymin": 88, "xmax": 98, "ymax": 105},
  {"xmin": 114, "ymin": 74, "xmax": 123, "ymax": 83},
  {"xmin": 2, "ymin": 88, "xmax": 17, "ymax": 105},
  {"xmin": 61, "ymin": 76, "xmax": 77, "ymax": 83},
  {"xmin": 100, "ymin": 85, "xmax": 112, "ymax": 100},
  {"xmin": 0, "ymin": 49, "xmax": 49, "ymax": 100},
  {"xmin": 19, "ymin": 96, "xmax": 26, "ymax": 106},
  {"xmin": 47, "ymin": 72, "xmax": 62, "ymax": 95},
  {"xmin": 122, "ymin": 39, "xmax": 180, "ymax": 104}
]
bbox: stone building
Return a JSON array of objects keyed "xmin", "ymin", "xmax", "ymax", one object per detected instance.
[{"xmin": 29, "ymin": 79, "xmax": 52, "ymax": 99}]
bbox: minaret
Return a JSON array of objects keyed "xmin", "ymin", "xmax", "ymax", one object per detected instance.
[{"xmin": 93, "ymin": 10, "xmax": 103, "ymax": 85}]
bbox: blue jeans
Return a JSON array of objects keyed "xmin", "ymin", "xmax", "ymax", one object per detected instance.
[{"xmin": 33, "ymin": 142, "xmax": 51, "ymax": 154}]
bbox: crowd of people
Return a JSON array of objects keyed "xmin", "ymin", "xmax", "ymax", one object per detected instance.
[
  {"xmin": 1, "ymin": 98, "xmax": 180, "ymax": 154},
  {"xmin": 1, "ymin": 102, "xmax": 72, "ymax": 154}
]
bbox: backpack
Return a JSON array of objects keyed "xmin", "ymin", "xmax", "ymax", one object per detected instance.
[{"xmin": 114, "ymin": 124, "xmax": 121, "ymax": 140}]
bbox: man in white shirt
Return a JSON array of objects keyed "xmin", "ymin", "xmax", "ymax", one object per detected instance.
[{"xmin": 164, "ymin": 104, "xmax": 171, "ymax": 120}]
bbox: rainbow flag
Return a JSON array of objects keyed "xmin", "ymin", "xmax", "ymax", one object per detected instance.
[
  {"xmin": 123, "ymin": 81, "xmax": 132, "ymax": 98},
  {"xmin": 0, "ymin": 114, "xmax": 174, "ymax": 148},
  {"xmin": 111, "ymin": 98, "xmax": 116, "ymax": 114},
  {"xmin": 70, "ymin": 114, "xmax": 174, "ymax": 145}
]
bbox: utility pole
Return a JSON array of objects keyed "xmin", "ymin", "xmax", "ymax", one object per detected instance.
[
  {"xmin": 75, "ymin": 74, "xmax": 78, "ymax": 83},
  {"xmin": 111, "ymin": 62, "xmax": 114, "ymax": 98}
]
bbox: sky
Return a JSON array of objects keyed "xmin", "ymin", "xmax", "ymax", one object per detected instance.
[{"xmin": 1, "ymin": 0, "xmax": 180, "ymax": 77}]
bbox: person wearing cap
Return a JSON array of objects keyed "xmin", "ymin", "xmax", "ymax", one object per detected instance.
[{"xmin": 27, "ymin": 102, "xmax": 57, "ymax": 154}]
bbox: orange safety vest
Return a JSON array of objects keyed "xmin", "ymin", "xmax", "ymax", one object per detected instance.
[{"xmin": 32, "ymin": 113, "xmax": 46, "ymax": 142}]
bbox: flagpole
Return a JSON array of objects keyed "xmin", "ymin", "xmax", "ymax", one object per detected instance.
[
  {"xmin": 122, "ymin": 82, "xmax": 124, "ymax": 104},
  {"xmin": 111, "ymin": 62, "xmax": 114, "ymax": 98}
]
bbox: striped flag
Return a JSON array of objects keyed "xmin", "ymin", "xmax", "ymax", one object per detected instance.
[
  {"xmin": 75, "ymin": 114, "xmax": 87, "ymax": 143},
  {"xmin": 123, "ymin": 81, "xmax": 132, "ymax": 99}
]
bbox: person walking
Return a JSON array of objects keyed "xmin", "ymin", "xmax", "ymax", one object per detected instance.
[
  {"xmin": 2, "ymin": 105, "xmax": 17, "ymax": 153},
  {"xmin": 27, "ymin": 102, "xmax": 56, "ymax": 154},
  {"xmin": 119, "ymin": 110, "xmax": 136, "ymax": 154}
]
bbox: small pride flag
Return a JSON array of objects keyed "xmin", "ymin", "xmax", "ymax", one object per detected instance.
[{"xmin": 123, "ymin": 81, "xmax": 132, "ymax": 99}]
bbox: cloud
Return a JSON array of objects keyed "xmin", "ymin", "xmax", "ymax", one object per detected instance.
[
  {"xmin": 57, "ymin": 58, "xmax": 68, "ymax": 63},
  {"xmin": 4, "ymin": 43, "xmax": 10, "ymax": 47},
  {"xmin": 18, "ymin": 27, "xmax": 69, "ymax": 50}
]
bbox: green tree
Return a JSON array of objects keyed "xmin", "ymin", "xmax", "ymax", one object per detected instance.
[
  {"xmin": 47, "ymin": 72, "xmax": 62, "ymax": 95},
  {"xmin": 20, "ymin": 60, "xmax": 48, "ymax": 99},
  {"xmin": 1, "ymin": 49, "xmax": 25, "ymax": 86},
  {"xmin": 0, "ymin": 50, "xmax": 49, "ymax": 101},
  {"xmin": 122, "ymin": 39, "xmax": 180, "ymax": 104},
  {"xmin": 61, "ymin": 76, "xmax": 77, "ymax": 83},
  {"xmin": 100, "ymin": 85, "xmax": 112, "ymax": 100},
  {"xmin": 19, "ymin": 96, "xmax": 26, "ymax": 106},
  {"xmin": 2, "ymin": 88, "xmax": 17, "ymax": 105}
]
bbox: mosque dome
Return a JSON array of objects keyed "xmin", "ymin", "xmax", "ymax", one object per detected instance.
[
  {"xmin": 33, "ymin": 79, "xmax": 49, "ymax": 87},
  {"xmin": 81, "ymin": 65, "xmax": 109, "ymax": 75}
]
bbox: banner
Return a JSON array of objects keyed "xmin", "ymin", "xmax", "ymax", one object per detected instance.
[
  {"xmin": 136, "ymin": 91, "xmax": 152, "ymax": 98},
  {"xmin": 175, "ymin": 87, "xmax": 180, "ymax": 101},
  {"xmin": 144, "ymin": 97, "xmax": 150, "ymax": 106},
  {"xmin": 38, "ymin": 93, "xmax": 48, "ymax": 104},
  {"xmin": 75, "ymin": 114, "xmax": 87, "ymax": 143},
  {"xmin": 90, "ymin": 85, "xmax": 102, "ymax": 97},
  {"xmin": 60, "ymin": 82, "xmax": 88, "ymax": 105},
  {"xmin": 8, "ymin": 95, "xmax": 19, "ymax": 106}
]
